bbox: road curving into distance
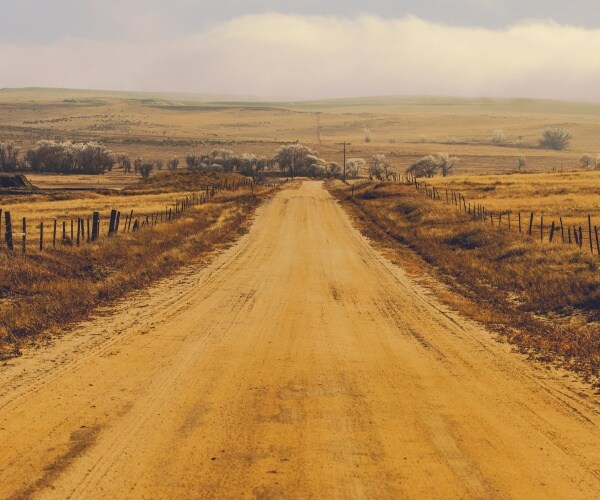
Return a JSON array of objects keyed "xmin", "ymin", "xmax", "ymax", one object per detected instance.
[{"xmin": 0, "ymin": 181, "xmax": 598, "ymax": 498}]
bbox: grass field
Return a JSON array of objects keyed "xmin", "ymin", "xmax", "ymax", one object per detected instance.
[
  {"xmin": 428, "ymin": 170, "xmax": 600, "ymax": 228},
  {"xmin": 2, "ymin": 87, "xmax": 600, "ymax": 176}
]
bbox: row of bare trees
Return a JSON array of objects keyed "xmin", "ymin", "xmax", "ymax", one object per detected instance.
[
  {"xmin": 406, "ymin": 153, "xmax": 459, "ymax": 178},
  {"xmin": 0, "ymin": 141, "xmax": 115, "ymax": 174}
]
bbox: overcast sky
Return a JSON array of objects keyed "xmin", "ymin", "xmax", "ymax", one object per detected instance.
[{"xmin": 2, "ymin": 1, "xmax": 600, "ymax": 100}]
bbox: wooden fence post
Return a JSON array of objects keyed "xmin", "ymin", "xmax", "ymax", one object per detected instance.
[
  {"xmin": 560, "ymin": 217, "xmax": 565, "ymax": 243},
  {"xmin": 22, "ymin": 217, "xmax": 26, "ymax": 254},
  {"xmin": 540, "ymin": 215, "xmax": 544, "ymax": 242},
  {"xmin": 76, "ymin": 218, "xmax": 81, "ymax": 246},
  {"xmin": 549, "ymin": 222, "xmax": 556, "ymax": 243},
  {"xmin": 39, "ymin": 222, "xmax": 44, "ymax": 252},
  {"xmin": 588, "ymin": 215, "xmax": 593, "ymax": 254},
  {"xmin": 108, "ymin": 209, "xmax": 117, "ymax": 236},
  {"xmin": 518, "ymin": 212, "xmax": 522, "ymax": 233},
  {"xmin": 4, "ymin": 211, "xmax": 13, "ymax": 251},
  {"xmin": 92, "ymin": 212, "xmax": 100, "ymax": 241},
  {"xmin": 595, "ymin": 226, "xmax": 600, "ymax": 256},
  {"xmin": 528, "ymin": 213, "xmax": 534, "ymax": 236},
  {"xmin": 579, "ymin": 226, "xmax": 583, "ymax": 248},
  {"xmin": 53, "ymin": 219, "xmax": 57, "ymax": 248}
]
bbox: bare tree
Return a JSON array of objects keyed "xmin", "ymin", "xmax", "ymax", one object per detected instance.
[
  {"xmin": 0, "ymin": 142, "xmax": 20, "ymax": 172},
  {"xmin": 168, "ymin": 156, "xmax": 180, "ymax": 170},
  {"xmin": 346, "ymin": 158, "xmax": 366, "ymax": 179},
  {"xmin": 436, "ymin": 153, "xmax": 459, "ymax": 177},
  {"xmin": 580, "ymin": 154, "xmax": 593, "ymax": 169},
  {"xmin": 406, "ymin": 156, "xmax": 438, "ymax": 178},
  {"xmin": 117, "ymin": 153, "xmax": 132, "ymax": 173},
  {"xmin": 327, "ymin": 162, "xmax": 341, "ymax": 178},
  {"xmin": 140, "ymin": 162, "xmax": 154, "ymax": 179},
  {"xmin": 273, "ymin": 144, "xmax": 316, "ymax": 178},
  {"xmin": 185, "ymin": 153, "xmax": 201, "ymax": 169},
  {"xmin": 369, "ymin": 154, "xmax": 386, "ymax": 180},
  {"xmin": 238, "ymin": 153, "xmax": 266, "ymax": 179},
  {"xmin": 540, "ymin": 128, "xmax": 571, "ymax": 150},
  {"xmin": 133, "ymin": 157, "xmax": 143, "ymax": 174}
]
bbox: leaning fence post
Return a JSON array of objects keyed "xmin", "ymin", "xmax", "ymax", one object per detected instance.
[
  {"xmin": 595, "ymin": 226, "xmax": 600, "ymax": 256},
  {"xmin": 549, "ymin": 221, "xmax": 556, "ymax": 243},
  {"xmin": 528, "ymin": 213, "xmax": 534, "ymax": 236},
  {"xmin": 579, "ymin": 226, "xmax": 583, "ymax": 248},
  {"xmin": 560, "ymin": 217, "xmax": 565, "ymax": 243},
  {"xmin": 4, "ymin": 211, "xmax": 13, "ymax": 251}
]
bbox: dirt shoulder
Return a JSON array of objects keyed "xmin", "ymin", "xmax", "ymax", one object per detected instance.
[
  {"xmin": 0, "ymin": 177, "xmax": 277, "ymax": 358},
  {"xmin": 327, "ymin": 179, "xmax": 600, "ymax": 386}
]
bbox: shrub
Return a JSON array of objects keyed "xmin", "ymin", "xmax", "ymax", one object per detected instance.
[{"xmin": 539, "ymin": 128, "xmax": 571, "ymax": 150}]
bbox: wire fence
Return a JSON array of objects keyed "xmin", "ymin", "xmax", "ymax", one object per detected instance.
[
  {"xmin": 0, "ymin": 178, "xmax": 285, "ymax": 255},
  {"xmin": 370, "ymin": 175, "xmax": 600, "ymax": 256}
]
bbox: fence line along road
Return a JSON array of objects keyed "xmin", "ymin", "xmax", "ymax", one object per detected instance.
[
  {"xmin": 362, "ymin": 175, "xmax": 600, "ymax": 257},
  {"xmin": 0, "ymin": 178, "xmax": 286, "ymax": 255}
]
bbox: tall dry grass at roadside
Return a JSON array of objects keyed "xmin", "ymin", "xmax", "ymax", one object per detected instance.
[
  {"xmin": 0, "ymin": 184, "xmax": 265, "ymax": 359},
  {"xmin": 429, "ymin": 170, "xmax": 600, "ymax": 227},
  {"xmin": 330, "ymin": 181, "xmax": 600, "ymax": 380}
]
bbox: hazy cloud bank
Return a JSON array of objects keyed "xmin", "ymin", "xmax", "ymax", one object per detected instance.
[{"xmin": 2, "ymin": 13, "xmax": 600, "ymax": 101}]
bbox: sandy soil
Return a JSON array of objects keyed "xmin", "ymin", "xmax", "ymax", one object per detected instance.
[{"xmin": 0, "ymin": 181, "xmax": 598, "ymax": 499}]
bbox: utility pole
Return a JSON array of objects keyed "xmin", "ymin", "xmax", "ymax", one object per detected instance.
[
  {"xmin": 337, "ymin": 142, "xmax": 351, "ymax": 182},
  {"xmin": 316, "ymin": 112, "xmax": 321, "ymax": 144}
]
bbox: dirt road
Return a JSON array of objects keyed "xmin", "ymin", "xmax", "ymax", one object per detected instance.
[{"xmin": 0, "ymin": 181, "xmax": 598, "ymax": 499}]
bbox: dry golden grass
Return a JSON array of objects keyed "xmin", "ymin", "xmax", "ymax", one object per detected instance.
[
  {"xmin": 329, "ymin": 180, "xmax": 600, "ymax": 381},
  {"xmin": 3, "ymin": 88, "xmax": 600, "ymax": 176},
  {"xmin": 0, "ymin": 173, "xmax": 273, "ymax": 358},
  {"xmin": 428, "ymin": 170, "xmax": 600, "ymax": 228},
  {"xmin": 0, "ymin": 172, "xmax": 248, "ymax": 248}
]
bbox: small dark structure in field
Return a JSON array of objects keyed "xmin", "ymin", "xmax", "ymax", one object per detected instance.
[{"xmin": 0, "ymin": 173, "xmax": 34, "ymax": 190}]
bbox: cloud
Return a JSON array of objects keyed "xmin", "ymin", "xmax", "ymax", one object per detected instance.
[{"xmin": 2, "ymin": 13, "xmax": 600, "ymax": 101}]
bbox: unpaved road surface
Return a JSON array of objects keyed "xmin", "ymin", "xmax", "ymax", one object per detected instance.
[{"xmin": 0, "ymin": 181, "xmax": 598, "ymax": 499}]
